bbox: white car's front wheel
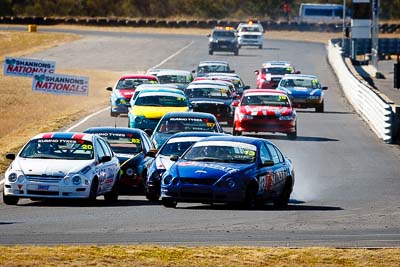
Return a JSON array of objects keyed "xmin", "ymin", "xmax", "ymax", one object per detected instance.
[{"xmin": 3, "ymin": 190, "xmax": 19, "ymax": 205}]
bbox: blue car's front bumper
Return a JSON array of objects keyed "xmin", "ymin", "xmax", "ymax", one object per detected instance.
[{"xmin": 161, "ymin": 183, "xmax": 245, "ymax": 203}]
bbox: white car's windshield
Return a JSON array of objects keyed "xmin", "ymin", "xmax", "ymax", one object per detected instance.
[
  {"xmin": 20, "ymin": 138, "xmax": 94, "ymax": 160},
  {"xmin": 160, "ymin": 141, "xmax": 194, "ymax": 157},
  {"xmin": 183, "ymin": 141, "xmax": 256, "ymax": 163}
]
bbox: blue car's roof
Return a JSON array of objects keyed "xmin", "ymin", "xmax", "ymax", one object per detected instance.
[{"xmin": 83, "ymin": 127, "xmax": 145, "ymax": 135}]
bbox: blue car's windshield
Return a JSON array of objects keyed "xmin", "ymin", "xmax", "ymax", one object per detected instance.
[
  {"xmin": 184, "ymin": 141, "xmax": 256, "ymax": 163},
  {"xmin": 282, "ymin": 78, "xmax": 320, "ymax": 89}
]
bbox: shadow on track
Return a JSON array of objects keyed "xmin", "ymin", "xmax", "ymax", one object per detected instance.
[
  {"xmin": 177, "ymin": 201, "xmax": 343, "ymax": 211},
  {"xmin": 16, "ymin": 198, "xmax": 159, "ymax": 207},
  {"xmin": 244, "ymin": 133, "xmax": 339, "ymax": 142},
  {"xmin": 296, "ymin": 110, "xmax": 354, "ymax": 115}
]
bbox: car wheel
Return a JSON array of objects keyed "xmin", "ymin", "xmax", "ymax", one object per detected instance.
[
  {"xmin": 234, "ymin": 49, "xmax": 239, "ymax": 56},
  {"xmin": 273, "ymin": 179, "xmax": 292, "ymax": 209},
  {"xmin": 110, "ymin": 110, "xmax": 118, "ymax": 117},
  {"xmin": 3, "ymin": 191, "xmax": 19, "ymax": 205},
  {"xmin": 287, "ymin": 125, "xmax": 297, "ymax": 139},
  {"xmin": 161, "ymin": 198, "xmax": 177, "ymax": 208},
  {"xmin": 127, "ymin": 118, "xmax": 131, "ymax": 128},
  {"xmin": 209, "ymin": 50, "xmax": 213, "ymax": 55},
  {"xmin": 146, "ymin": 192, "xmax": 160, "ymax": 202},
  {"xmin": 243, "ymin": 184, "xmax": 259, "ymax": 209},
  {"xmin": 316, "ymin": 101, "xmax": 324, "ymax": 113},
  {"xmin": 259, "ymin": 45, "xmax": 263, "ymax": 49},
  {"xmin": 104, "ymin": 177, "xmax": 119, "ymax": 202},
  {"xmin": 87, "ymin": 178, "xmax": 98, "ymax": 203}
]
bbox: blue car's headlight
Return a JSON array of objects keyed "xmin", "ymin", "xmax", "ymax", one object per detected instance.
[
  {"xmin": 226, "ymin": 178, "xmax": 237, "ymax": 188},
  {"xmin": 163, "ymin": 175, "xmax": 173, "ymax": 185}
]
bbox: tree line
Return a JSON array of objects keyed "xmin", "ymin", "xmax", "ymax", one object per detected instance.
[{"xmin": 0, "ymin": 0, "xmax": 399, "ymax": 20}]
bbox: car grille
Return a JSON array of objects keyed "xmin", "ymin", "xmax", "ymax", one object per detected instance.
[
  {"xmin": 27, "ymin": 190, "xmax": 59, "ymax": 196},
  {"xmin": 181, "ymin": 191, "xmax": 213, "ymax": 198},
  {"xmin": 243, "ymin": 35, "xmax": 258, "ymax": 39},
  {"xmin": 26, "ymin": 175, "xmax": 63, "ymax": 183},
  {"xmin": 180, "ymin": 178, "xmax": 218, "ymax": 185},
  {"xmin": 217, "ymin": 40, "xmax": 231, "ymax": 45}
]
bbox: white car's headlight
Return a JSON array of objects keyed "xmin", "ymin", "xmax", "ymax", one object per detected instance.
[
  {"xmin": 64, "ymin": 177, "xmax": 70, "ymax": 184},
  {"xmin": 8, "ymin": 172, "xmax": 25, "ymax": 183},
  {"xmin": 72, "ymin": 175, "xmax": 82, "ymax": 185},
  {"xmin": 8, "ymin": 173, "xmax": 17, "ymax": 183}
]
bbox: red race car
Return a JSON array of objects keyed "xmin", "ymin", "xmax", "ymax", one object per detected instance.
[
  {"xmin": 255, "ymin": 61, "xmax": 300, "ymax": 89},
  {"xmin": 232, "ymin": 89, "xmax": 297, "ymax": 139}
]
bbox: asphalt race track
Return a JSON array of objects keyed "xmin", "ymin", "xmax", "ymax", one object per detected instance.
[{"xmin": 1, "ymin": 27, "xmax": 400, "ymax": 247}]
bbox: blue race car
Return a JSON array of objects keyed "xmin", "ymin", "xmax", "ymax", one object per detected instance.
[
  {"xmin": 277, "ymin": 74, "xmax": 328, "ymax": 112},
  {"xmin": 84, "ymin": 127, "xmax": 156, "ymax": 194},
  {"xmin": 160, "ymin": 135, "xmax": 295, "ymax": 208},
  {"xmin": 145, "ymin": 131, "xmax": 228, "ymax": 201}
]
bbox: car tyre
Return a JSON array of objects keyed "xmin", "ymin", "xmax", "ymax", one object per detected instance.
[
  {"xmin": 316, "ymin": 101, "xmax": 324, "ymax": 113},
  {"xmin": 273, "ymin": 179, "xmax": 292, "ymax": 209},
  {"xmin": 3, "ymin": 191, "xmax": 19, "ymax": 205},
  {"xmin": 287, "ymin": 125, "xmax": 297, "ymax": 139},
  {"xmin": 110, "ymin": 110, "xmax": 118, "ymax": 117},
  {"xmin": 232, "ymin": 126, "xmax": 242, "ymax": 136},
  {"xmin": 234, "ymin": 49, "xmax": 239, "ymax": 56},
  {"xmin": 209, "ymin": 50, "xmax": 213, "ymax": 55},
  {"xmin": 162, "ymin": 198, "xmax": 177, "ymax": 208},
  {"xmin": 104, "ymin": 177, "xmax": 119, "ymax": 202},
  {"xmin": 259, "ymin": 45, "xmax": 263, "ymax": 49},
  {"xmin": 87, "ymin": 178, "xmax": 98, "ymax": 204},
  {"xmin": 243, "ymin": 184, "xmax": 260, "ymax": 209},
  {"xmin": 146, "ymin": 193, "xmax": 160, "ymax": 202}
]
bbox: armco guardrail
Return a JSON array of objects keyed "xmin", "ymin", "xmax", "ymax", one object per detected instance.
[
  {"xmin": 327, "ymin": 39, "xmax": 395, "ymax": 143},
  {"xmin": 1, "ymin": 16, "xmax": 400, "ymax": 33}
]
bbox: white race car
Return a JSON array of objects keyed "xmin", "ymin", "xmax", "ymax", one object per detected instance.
[{"xmin": 2, "ymin": 132, "xmax": 120, "ymax": 205}]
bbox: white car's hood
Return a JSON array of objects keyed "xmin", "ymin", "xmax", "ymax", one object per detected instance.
[
  {"xmin": 14, "ymin": 158, "xmax": 92, "ymax": 176},
  {"xmin": 156, "ymin": 155, "xmax": 174, "ymax": 171}
]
